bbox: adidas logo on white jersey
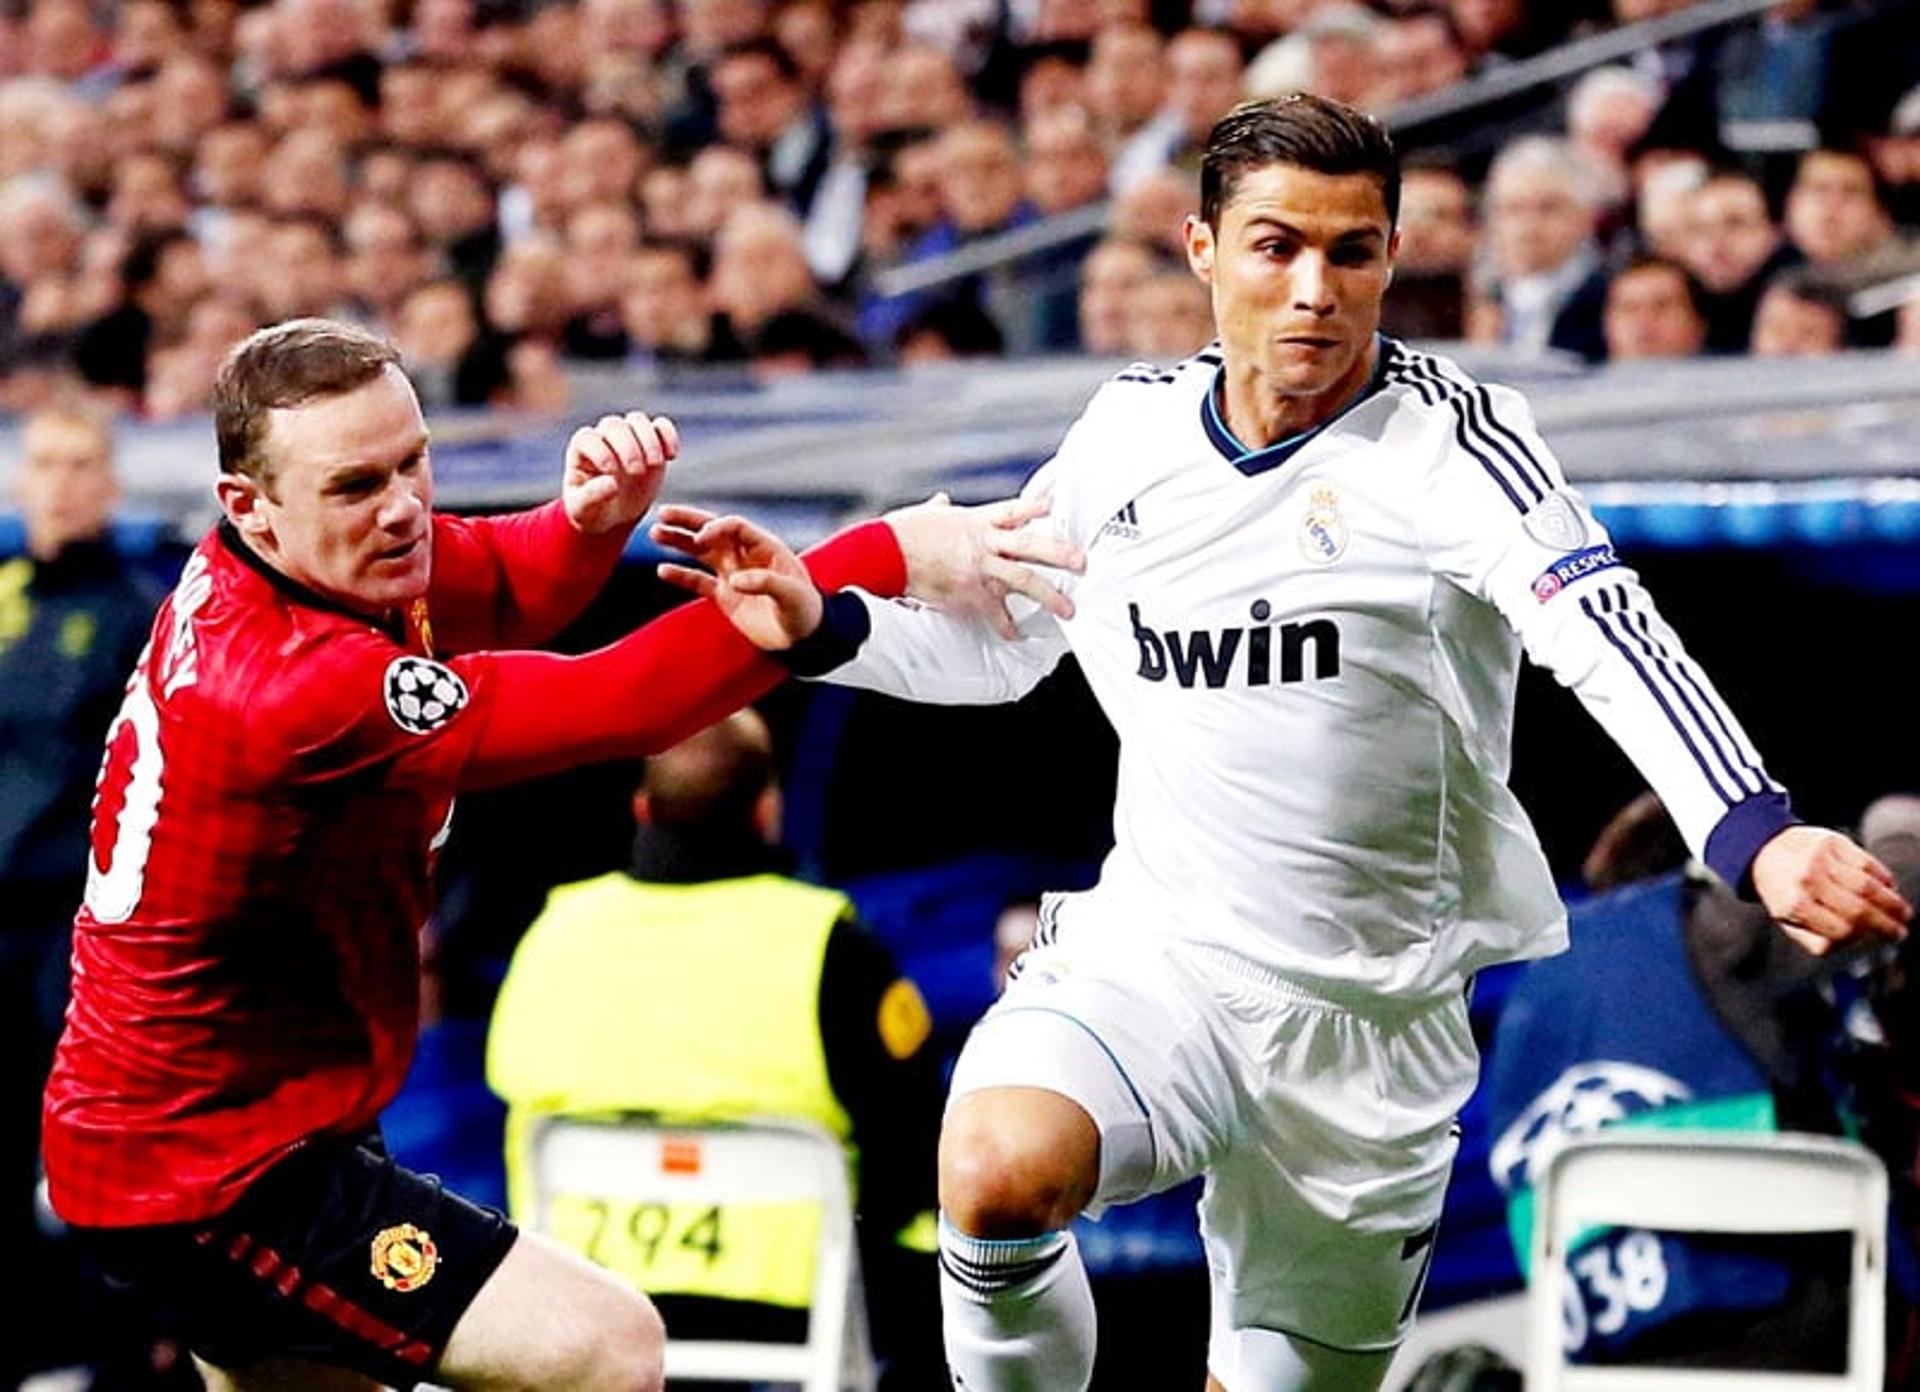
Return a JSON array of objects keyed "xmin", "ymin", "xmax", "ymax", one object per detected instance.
[{"xmin": 1098, "ymin": 500, "xmax": 1142, "ymax": 543}]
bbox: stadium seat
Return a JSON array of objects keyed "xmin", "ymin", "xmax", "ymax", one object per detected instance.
[
  {"xmin": 1526, "ymin": 1131, "xmax": 1887, "ymax": 1391},
  {"xmin": 525, "ymin": 1114, "xmax": 876, "ymax": 1392}
]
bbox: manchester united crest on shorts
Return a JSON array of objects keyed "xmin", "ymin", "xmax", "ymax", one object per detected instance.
[
  {"xmin": 384, "ymin": 656, "xmax": 468, "ymax": 734},
  {"xmin": 1298, "ymin": 486, "xmax": 1347, "ymax": 565},
  {"xmin": 370, "ymin": 1222, "xmax": 439, "ymax": 1292}
]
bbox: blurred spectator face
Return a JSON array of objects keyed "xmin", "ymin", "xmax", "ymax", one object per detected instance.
[
  {"xmin": 0, "ymin": 183, "xmax": 84, "ymax": 284},
  {"xmin": 302, "ymin": 79, "xmax": 374, "ymax": 148},
  {"xmin": 414, "ymin": 0, "xmax": 476, "ymax": 63},
  {"xmin": 887, "ymin": 138, "xmax": 946, "ymax": 243},
  {"xmin": 26, "ymin": 0, "xmax": 102, "ymax": 82},
  {"xmin": 1636, "ymin": 157, "xmax": 1705, "ymax": 259},
  {"xmin": 1446, "ymin": 0, "xmax": 1521, "ymax": 58},
  {"xmin": 1785, "ymin": 151, "xmax": 1894, "ymax": 266},
  {"xmin": 565, "ymin": 201, "xmax": 641, "ymax": 308},
  {"xmin": 1682, "ymin": 174, "xmax": 1777, "ymax": 294},
  {"xmin": 1603, "ymin": 261, "xmax": 1704, "ymax": 360},
  {"xmin": 503, "ymin": 336, "xmax": 571, "ymax": 412},
  {"xmin": 1020, "ymin": 54, "xmax": 1085, "ymax": 127},
  {"xmin": 485, "ymin": 238, "xmax": 571, "ymax": 337},
  {"xmin": 107, "ymin": 151, "xmax": 190, "ymax": 234},
  {"xmin": 146, "ymin": 294, "xmax": 254, "ymax": 417},
  {"xmin": 1085, "ymin": 23, "xmax": 1164, "ymax": 137},
  {"xmin": 1612, "ymin": 0, "xmax": 1688, "ymax": 20},
  {"xmin": 1114, "ymin": 168, "xmax": 1196, "ymax": 256},
  {"xmin": 709, "ymin": 202, "xmax": 813, "ymax": 334},
  {"xmin": 937, "ymin": 122, "xmax": 1025, "ymax": 234},
  {"xmin": 621, "ymin": 244, "xmax": 707, "ymax": 347},
  {"xmin": 275, "ymin": 0, "xmax": 373, "ymax": 74},
  {"xmin": 1025, "ymin": 108, "xmax": 1108, "ymax": 215},
  {"xmin": 1304, "ymin": 11, "xmax": 1378, "ymax": 110},
  {"xmin": 563, "ymin": 118, "xmax": 649, "ymax": 210},
  {"xmin": 880, "ymin": 43, "xmax": 970, "ymax": 133},
  {"xmin": 115, "ymin": 0, "xmax": 183, "ymax": 74},
  {"xmin": 1395, "ymin": 166, "xmax": 1474, "ymax": 274},
  {"xmin": 381, "ymin": 65, "xmax": 443, "ymax": 148},
  {"xmin": 153, "ymin": 58, "xmax": 231, "ymax": 152},
  {"xmin": 410, "ymin": 158, "xmax": 495, "ymax": 246},
  {"xmin": 17, "ymin": 408, "xmax": 117, "ymax": 559},
  {"xmin": 358, "ymin": 148, "xmax": 416, "ymax": 209},
  {"xmin": 825, "ymin": 37, "xmax": 887, "ymax": 147},
  {"xmin": 345, "ymin": 203, "xmax": 428, "ymax": 319},
  {"xmin": 259, "ymin": 220, "xmax": 343, "ymax": 318},
  {"xmin": 1079, "ymin": 236, "xmax": 1155, "ymax": 354},
  {"xmin": 680, "ymin": 0, "xmax": 766, "ymax": 60},
  {"xmin": 640, "ymin": 165, "xmax": 695, "ymax": 239},
  {"xmin": 147, "ymin": 234, "xmax": 211, "ymax": 329},
  {"xmin": 773, "ymin": 0, "xmax": 836, "ymax": 89},
  {"xmin": 583, "ymin": 0, "xmax": 673, "ymax": 57},
  {"xmin": 263, "ymin": 130, "xmax": 352, "ymax": 221},
  {"xmin": 713, "ymin": 47, "xmax": 803, "ymax": 152},
  {"xmin": 1134, "ymin": 267, "xmax": 1214, "ymax": 357},
  {"xmin": 686, "ymin": 145, "xmax": 765, "ymax": 239},
  {"xmin": 583, "ymin": 53, "xmax": 663, "ymax": 125},
  {"xmin": 1486, "ymin": 154, "xmax": 1593, "ymax": 279},
  {"xmin": 190, "ymin": 0, "xmax": 239, "ymax": 59},
  {"xmin": 1372, "ymin": 14, "xmax": 1468, "ymax": 108},
  {"xmin": 397, "ymin": 280, "xmax": 479, "ymax": 367},
  {"xmin": 1167, "ymin": 29, "xmax": 1243, "ymax": 143},
  {"xmin": 1568, "ymin": 68, "xmax": 1657, "ymax": 174},
  {"xmin": 1751, "ymin": 282, "xmax": 1844, "ymax": 356}
]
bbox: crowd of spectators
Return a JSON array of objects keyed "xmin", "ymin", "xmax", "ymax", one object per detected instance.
[{"xmin": 0, "ymin": 0, "xmax": 1916, "ymax": 420}]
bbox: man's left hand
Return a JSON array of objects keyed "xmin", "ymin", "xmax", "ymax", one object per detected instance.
[
  {"xmin": 563, "ymin": 411, "xmax": 678, "ymax": 534},
  {"xmin": 1752, "ymin": 825, "xmax": 1912, "ymax": 955}
]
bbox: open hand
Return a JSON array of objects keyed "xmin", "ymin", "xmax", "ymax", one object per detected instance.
[
  {"xmin": 651, "ymin": 505, "xmax": 823, "ymax": 651},
  {"xmin": 563, "ymin": 411, "xmax": 678, "ymax": 534},
  {"xmin": 1751, "ymin": 825, "xmax": 1911, "ymax": 956},
  {"xmin": 883, "ymin": 493, "xmax": 1087, "ymax": 639}
]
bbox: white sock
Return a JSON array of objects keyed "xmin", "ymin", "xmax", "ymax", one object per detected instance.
[{"xmin": 938, "ymin": 1218, "xmax": 1096, "ymax": 1392}]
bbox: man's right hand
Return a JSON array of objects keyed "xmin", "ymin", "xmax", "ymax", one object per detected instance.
[
  {"xmin": 883, "ymin": 493, "xmax": 1086, "ymax": 639},
  {"xmin": 652, "ymin": 506, "xmax": 824, "ymax": 651}
]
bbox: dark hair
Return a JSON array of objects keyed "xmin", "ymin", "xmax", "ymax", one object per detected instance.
[
  {"xmin": 1200, "ymin": 94, "xmax": 1399, "ymax": 231},
  {"xmin": 213, "ymin": 319, "xmax": 401, "ymax": 488},
  {"xmin": 642, "ymin": 712, "xmax": 774, "ymax": 834},
  {"xmin": 1611, "ymin": 252, "xmax": 1707, "ymax": 323},
  {"xmin": 1764, "ymin": 264, "xmax": 1850, "ymax": 317},
  {"xmin": 717, "ymin": 36, "xmax": 801, "ymax": 84}
]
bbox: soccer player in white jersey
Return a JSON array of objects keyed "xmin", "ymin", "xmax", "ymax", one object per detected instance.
[{"xmin": 673, "ymin": 95, "xmax": 1911, "ymax": 1391}]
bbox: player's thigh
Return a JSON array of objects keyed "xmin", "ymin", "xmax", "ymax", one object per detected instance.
[
  {"xmin": 1200, "ymin": 984, "xmax": 1472, "ymax": 1357},
  {"xmin": 949, "ymin": 933, "xmax": 1234, "ymax": 1217},
  {"xmin": 434, "ymin": 1226, "xmax": 663, "ymax": 1390}
]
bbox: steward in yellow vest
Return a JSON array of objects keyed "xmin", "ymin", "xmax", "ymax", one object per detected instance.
[{"xmin": 488, "ymin": 710, "xmax": 943, "ymax": 1388}]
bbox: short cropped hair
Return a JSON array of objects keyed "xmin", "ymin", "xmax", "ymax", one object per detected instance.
[
  {"xmin": 213, "ymin": 319, "xmax": 401, "ymax": 488},
  {"xmin": 1200, "ymin": 94, "xmax": 1400, "ymax": 231}
]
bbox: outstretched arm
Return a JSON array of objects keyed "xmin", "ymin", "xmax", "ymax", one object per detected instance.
[{"xmin": 429, "ymin": 412, "xmax": 679, "ymax": 651}]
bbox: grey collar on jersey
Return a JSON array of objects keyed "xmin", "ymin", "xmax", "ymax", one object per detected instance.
[{"xmin": 1201, "ymin": 333, "xmax": 1393, "ymax": 478}]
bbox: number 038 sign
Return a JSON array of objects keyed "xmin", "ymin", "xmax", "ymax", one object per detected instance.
[{"xmin": 549, "ymin": 1193, "xmax": 825, "ymax": 1308}]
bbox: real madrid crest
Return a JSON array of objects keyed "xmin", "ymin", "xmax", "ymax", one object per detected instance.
[
  {"xmin": 370, "ymin": 1222, "xmax": 439, "ymax": 1292},
  {"xmin": 1298, "ymin": 485, "xmax": 1348, "ymax": 565}
]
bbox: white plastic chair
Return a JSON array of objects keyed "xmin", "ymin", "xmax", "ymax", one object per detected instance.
[
  {"xmin": 1527, "ymin": 1131, "xmax": 1887, "ymax": 1392},
  {"xmin": 527, "ymin": 1114, "xmax": 876, "ymax": 1392}
]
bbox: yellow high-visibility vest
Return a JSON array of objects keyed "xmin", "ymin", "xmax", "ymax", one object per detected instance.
[{"xmin": 488, "ymin": 872, "xmax": 856, "ymax": 1307}]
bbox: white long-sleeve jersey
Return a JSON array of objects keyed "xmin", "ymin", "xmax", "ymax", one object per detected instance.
[{"xmin": 825, "ymin": 340, "xmax": 1794, "ymax": 1002}]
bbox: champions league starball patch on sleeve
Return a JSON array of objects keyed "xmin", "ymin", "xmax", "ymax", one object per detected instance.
[
  {"xmin": 1532, "ymin": 544, "xmax": 1621, "ymax": 603},
  {"xmin": 384, "ymin": 656, "xmax": 469, "ymax": 733}
]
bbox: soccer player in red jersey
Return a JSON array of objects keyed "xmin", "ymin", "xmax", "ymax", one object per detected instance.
[{"xmin": 41, "ymin": 318, "xmax": 1079, "ymax": 1392}]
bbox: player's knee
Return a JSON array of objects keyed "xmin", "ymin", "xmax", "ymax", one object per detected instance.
[{"xmin": 939, "ymin": 1100, "xmax": 1098, "ymax": 1236}]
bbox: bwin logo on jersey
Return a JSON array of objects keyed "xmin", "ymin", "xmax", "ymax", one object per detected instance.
[
  {"xmin": 1131, "ymin": 601, "xmax": 1340, "ymax": 689},
  {"xmin": 1098, "ymin": 500, "xmax": 1142, "ymax": 543},
  {"xmin": 1488, "ymin": 1061, "xmax": 1692, "ymax": 1194}
]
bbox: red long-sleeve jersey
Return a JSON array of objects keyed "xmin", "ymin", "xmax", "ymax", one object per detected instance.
[{"xmin": 43, "ymin": 504, "xmax": 904, "ymax": 1227}]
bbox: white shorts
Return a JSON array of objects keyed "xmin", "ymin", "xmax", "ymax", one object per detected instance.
[{"xmin": 947, "ymin": 927, "xmax": 1477, "ymax": 1354}]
